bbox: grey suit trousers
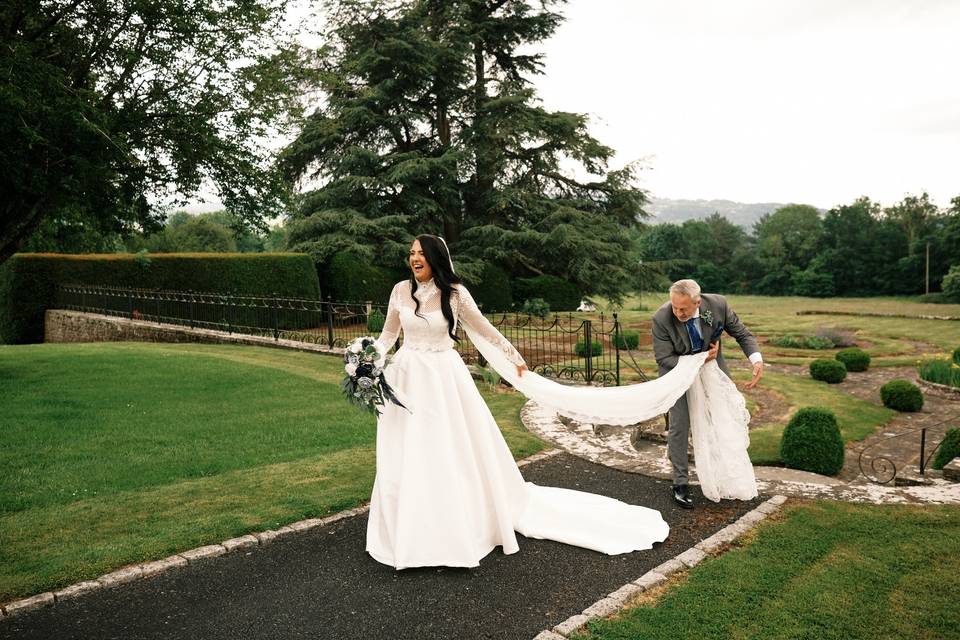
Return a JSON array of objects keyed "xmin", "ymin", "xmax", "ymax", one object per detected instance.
[{"xmin": 668, "ymin": 392, "xmax": 691, "ymax": 485}]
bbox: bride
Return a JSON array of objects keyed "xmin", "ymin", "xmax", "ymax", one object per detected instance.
[{"xmin": 367, "ymin": 234, "xmax": 754, "ymax": 570}]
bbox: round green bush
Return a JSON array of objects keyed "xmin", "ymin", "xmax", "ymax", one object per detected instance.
[
  {"xmin": 835, "ymin": 347, "xmax": 870, "ymax": 372},
  {"xmin": 880, "ymin": 379, "xmax": 924, "ymax": 412},
  {"xmin": 810, "ymin": 358, "xmax": 847, "ymax": 383},
  {"xmin": 366, "ymin": 309, "xmax": 386, "ymax": 333},
  {"xmin": 614, "ymin": 330, "xmax": 640, "ymax": 350},
  {"xmin": 953, "ymin": 345, "xmax": 960, "ymax": 365},
  {"xmin": 932, "ymin": 428, "xmax": 960, "ymax": 470},
  {"xmin": 520, "ymin": 297, "xmax": 551, "ymax": 319},
  {"xmin": 574, "ymin": 339, "xmax": 602, "ymax": 357},
  {"xmin": 779, "ymin": 407, "xmax": 846, "ymax": 475}
]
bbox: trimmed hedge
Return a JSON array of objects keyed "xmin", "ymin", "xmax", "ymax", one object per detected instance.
[
  {"xmin": 880, "ymin": 379, "xmax": 924, "ymax": 412},
  {"xmin": 471, "ymin": 264, "xmax": 513, "ymax": 312},
  {"xmin": 514, "ymin": 275, "xmax": 580, "ymax": 312},
  {"xmin": 836, "ymin": 347, "xmax": 871, "ymax": 372},
  {"xmin": 0, "ymin": 253, "xmax": 320, "ymax": 344},
  {"xmin": 779, "ymin": 407, "xmax": 846, "ymax": 475},
  {"xmin": 574, "ymin": 338, "xmax": 602, "ymax": 357},
  {"xmin": 810, "ymin": 358, "xmax": 847, "ymax": 384},
  {"xmin": 322, "ymin": 252, "xmax": 401, "ymax": 304},
  {"xmin": 932, "ymin": 428, "xmax": 960, "ymax": 470},
  {"xmin": 615, "ymin": 330, "xmax": 640, "ymax": 350}
]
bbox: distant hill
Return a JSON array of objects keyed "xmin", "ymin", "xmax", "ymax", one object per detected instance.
[{"xmin": 643, "ymin": 197, "xmax": 822, "ymax": 230}]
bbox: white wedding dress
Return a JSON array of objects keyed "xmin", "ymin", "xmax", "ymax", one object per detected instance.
[{"xmin": 367, "ymin": 279, "xmax": 754, "ymax": 570}]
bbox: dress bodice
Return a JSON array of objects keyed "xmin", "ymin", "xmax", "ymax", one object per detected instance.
[{"xmin": 377, "ymin": 279, "xmax": 525, "ymax": 366}]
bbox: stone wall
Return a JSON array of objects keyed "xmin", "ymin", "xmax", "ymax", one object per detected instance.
[{"xmin": 44, "ymin": 310, "xmax": 340, "ymax": 357}]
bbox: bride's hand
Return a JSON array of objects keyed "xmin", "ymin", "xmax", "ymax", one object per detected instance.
[{"xmin": 517, "ymin": 363, "xmax": 528, "ymax": 377}]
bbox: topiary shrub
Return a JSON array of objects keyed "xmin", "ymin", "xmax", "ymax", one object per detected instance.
[
  {"xmin": 366, "ymin": 309, "xmax": 386, "ymax": 333},
  {"xmin": 932, "ymin": 428, "xmax": 960, "ymax": 470},
  {"xmin": 615, "ymin": 330, "xmax": 640, "ymax": 350},
  {"xmin": 779, "ymin": 407, "xmax": 845, "ymax": 475},
  {"xmin": 520, "ymin": 297, "xmax": 550, "ymax": 319},
  {"xmin": 835, "ymin": 348, "xmax": 870, "ymax": 372},
  {"xmin": 880, "ymin": 379, "xmax": 924, "ymax": 412},
  {"xmin": 810, "ymin": 359, "xmax": 847, "ymax": 383},
  {"xmin": 574, "ymin": 338, "xmax": 602, "ymax": 357}
]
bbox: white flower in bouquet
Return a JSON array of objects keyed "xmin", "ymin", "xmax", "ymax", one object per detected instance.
[{"xmin": 341, "ymin": 336, "xmax": 407, "ymax": 417}]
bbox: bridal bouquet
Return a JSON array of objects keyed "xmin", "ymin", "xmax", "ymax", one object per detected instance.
[{"xmin": 341, "ymin": 336, "xmax": 406, "ymax": 417}]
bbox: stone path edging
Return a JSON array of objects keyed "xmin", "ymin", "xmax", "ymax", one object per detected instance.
[
  {"xmin": 918, "ymin": 378, "xmax": 960, "ymax": 398},
  {"xmin": 0, "ymin": 449, "xmax": 565, "ymax": 620},
  {"xmin": 531, "ymin": 494, "xmax": 790, "ymax": 640}
]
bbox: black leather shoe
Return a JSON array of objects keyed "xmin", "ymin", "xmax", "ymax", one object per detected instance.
[{"xmin": 672, "ymin": 484, "xmax": 694, "ymax": 509}]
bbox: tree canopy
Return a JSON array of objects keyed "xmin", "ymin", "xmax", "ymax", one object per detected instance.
[
  {"xmin": 280, "ymin": 0, "xmax": 647, "ymax": 300},
  {"xmin": 1, "ymin": 0, "xmax": 305, "ymax": 264}
]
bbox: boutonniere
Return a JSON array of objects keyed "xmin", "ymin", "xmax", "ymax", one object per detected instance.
[{"xmin": 702, "ymin": 309, "xmax": 714, "ymax": 326}]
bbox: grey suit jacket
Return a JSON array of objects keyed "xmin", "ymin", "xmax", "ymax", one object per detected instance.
[{"xmin": 651, "ymin": 293, "xmax": 759, "ymax": 377}]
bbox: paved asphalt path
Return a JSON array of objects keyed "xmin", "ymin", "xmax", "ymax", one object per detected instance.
[{"xmin": 1, "ymin": 453, "xmax": 764, "ymax": 640}]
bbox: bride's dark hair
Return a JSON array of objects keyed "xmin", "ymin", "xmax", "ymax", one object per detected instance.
[{"xmin": 410, "ymin": 234, "xmax": 462, "ymax": 342}]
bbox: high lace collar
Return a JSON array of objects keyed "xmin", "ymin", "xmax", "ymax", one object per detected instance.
[{"xmin": 412, "ymin": 277, "xmax": 438, "ymax": 300}]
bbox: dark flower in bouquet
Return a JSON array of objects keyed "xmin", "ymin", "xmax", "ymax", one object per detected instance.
[{"xmin": 341, "ymin": 336, "xmax": 407, "ymax": 417}]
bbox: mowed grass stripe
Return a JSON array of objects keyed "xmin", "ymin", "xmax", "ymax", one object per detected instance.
[
  {"xmin": 576, "ymin": 501, "xmax": 960, "ymax": 640},
  {"xmin": 1, "ymin": 343, "xmax": 375, "ymax": 513},
  {"xmin": 0, "ymin": 446, "xmax": 376, "ymax": 601}
]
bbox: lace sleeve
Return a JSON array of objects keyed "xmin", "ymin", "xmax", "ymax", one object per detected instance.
[
  {"xmin": 377, "ymin": 283, "xmax": 403, "ymax": 352},
  {"xmin": 455, "ymin": 284, "xmax": 525, "ymax": 367}
]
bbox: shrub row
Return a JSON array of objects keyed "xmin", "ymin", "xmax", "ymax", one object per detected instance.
[{"xmin": 0, "ymin": 253, "xmax": 321, "ymax": 344}]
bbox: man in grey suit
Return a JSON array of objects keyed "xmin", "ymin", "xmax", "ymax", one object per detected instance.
[{"xmin": 652, "ymin": 279, "xmax": 763, "ymax": 509}]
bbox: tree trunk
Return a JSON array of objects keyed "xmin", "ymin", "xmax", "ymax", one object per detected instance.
[{"xmin": 0, "ymin": 200, "xmax": 47, "ymax": 266}]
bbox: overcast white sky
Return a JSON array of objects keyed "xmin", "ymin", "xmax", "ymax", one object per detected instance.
[
  {"xmin": 186, "ymin": 0, "xmax": 960, "ymax": 214},
  {"xmin": 534, "ymin": 0, "xmax": 960, "ymax": 209}
]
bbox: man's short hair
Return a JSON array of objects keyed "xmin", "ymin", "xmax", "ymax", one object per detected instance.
[{"xmin": 670, "ymin": 279, "xmax": 701, "ymax": 301}]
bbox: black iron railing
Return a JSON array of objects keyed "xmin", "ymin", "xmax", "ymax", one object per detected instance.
[
  {"xmin": 857, "ymin": 412, "xmax": 960, "ymax": 483},
  {"xmin": 55, "ymin": 284, "xmax": 627, "ymax": 385}
]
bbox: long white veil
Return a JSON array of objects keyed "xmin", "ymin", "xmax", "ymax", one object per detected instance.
[{"xmin": 464, "ymin": 326, "xmax": 758, "ymax": 502}]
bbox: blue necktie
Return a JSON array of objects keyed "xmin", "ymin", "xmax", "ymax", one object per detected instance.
[{"xmin": 686, "ymin": 318, "xmax": 703, "ymax": 352}]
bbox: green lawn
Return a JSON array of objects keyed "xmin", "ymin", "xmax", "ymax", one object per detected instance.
[
  {"xmin": 575, "ymin": 500, "xmax": 960, "ymax": 640},
  {"xmin": 0, "ymin": 342, "xmax": 544, "ymax": 602},
  {"xmin": 600, "ymin": 292, "xmax": 960, "ymax": 368}
]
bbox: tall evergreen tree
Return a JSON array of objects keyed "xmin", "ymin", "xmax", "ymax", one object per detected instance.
[{"xmin": 280, "ymin": 0, "xmax": 647, "ymax": 300}]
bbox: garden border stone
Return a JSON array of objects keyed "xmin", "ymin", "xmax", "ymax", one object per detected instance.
[
  {"xmin": 543, "ymin": 494, "xmax": 789, "ymax": 639},
  {"xmin": 917, "ymin": 378, "xmax": 960, "ymax": 398}
]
